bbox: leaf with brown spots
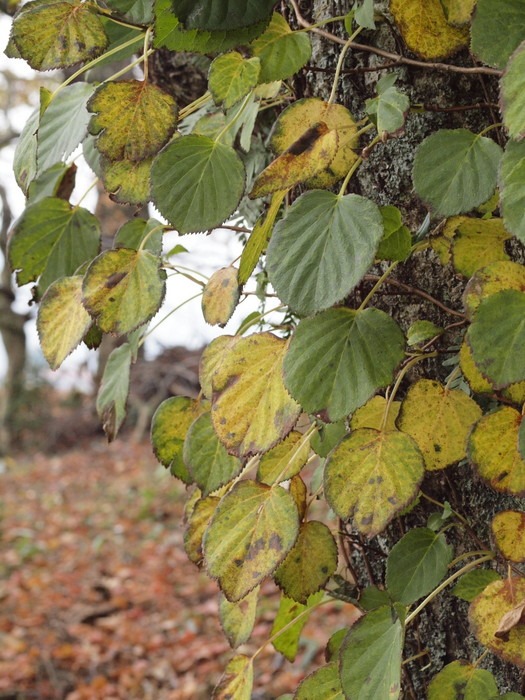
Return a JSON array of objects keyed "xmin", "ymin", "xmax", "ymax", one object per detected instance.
[{"xmin": 492, "ymin": 511, "xmax": 525, "ymax": 563}]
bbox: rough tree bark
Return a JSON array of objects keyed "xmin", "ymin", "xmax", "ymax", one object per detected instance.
[{"xmin": 285, "ymin": 0, "xmax": 523, "ymax": 695}]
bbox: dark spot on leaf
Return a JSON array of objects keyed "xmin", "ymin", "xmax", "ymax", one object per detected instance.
[
  {"xmin": 105, "ymin": 271, "xmax": 127, "ymax": 288},
  {"xmin": 234, "ymin": 558, "xmax": 243, "ymax": 567},
  {"xmin": 388, "ymin": 496, "xmax": 398, "ymax": 505},
  {"xmin": 361, "ymin": 515, "xmax": 373, "ymax": 525},
  {"xmin": 321, "ymin": 566, "xmax": 329, "ymax": 574},
  {"xmin": 285, "ymin": 122, "xmax": 329, "ymax": 156},
  {"xmin": 433, "ymin": 443, "xmax": 442, "ymax": 453},
  {"xmin": 246, "ymin": 537, "xmax": 265, "ymax": 560},
  {"xmin": 496, "ymin": 471, "xmax": 509, "ymax": 482},
  {"xmin": 269, "ymin": 533, "xmax": 282, "ymax": 551}
]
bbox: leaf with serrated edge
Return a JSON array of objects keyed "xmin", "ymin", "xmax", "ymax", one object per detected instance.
[
  {"xmin": 469, "ymin": 578, "xmax": 525, "ymax": 668},
  {"xmin": 471, "ymin": 0, "xmax": 525, "ymax": 69},
  {"xmin": 500, "ymin": 139, "xmax": 525, "ymax": 244},
  {"xmin": 199, "ymin": 335, "xmax": 242, "ymax": 399},
  {"xmin": 12, "ymin": 1, "xmax": 108, "ymax": 71},
  {"xmin": 439, "ymin": 0, "xmax": 476, "ymax": 25},
  {"xmin": 407, "ymin": 320, "xmax": 443, "ymax": 346},
  {"xmin": 452, "ymin": 569, "xmax": 501, "ymax": 603},
  {"xmin": 274, "ymin": 521, "xmax": 337, "ymax": 604},
  {"xmin": 468, "ymin": 406, "xmax": 525, "ymax": 496},
  {"xmin": 203, "ymin": 480, "xmax": 299, "ymax": 601},
  {"xmin": 397, "ymin": 379, "xmax": 482, "ymax": 471},
  {"xmin": 266, "ymin": 191, "xmax": 383, "ymax": 316},
  {"xmin": 463, "ymin": 261, "xmax": 525, "ymax": 319},
  {"xmin": 213, "ymin": 654, "xmax": 253, "ymax": 700},
  {"xmin": 184, "ymin": 495, "xmax": 220, "ymax": 565},
  {"xmin": 202, "ymin": 267, "xmax": 240, "ymax": 327},
  {"xmin": 428, "ymin": 660, "xmax": 498, "ymax": 700},
  {"xmin": 219, "ymin": 587, "xmax": 258, "ymax": 649},
  {"xmin": 37, "ymin": 276, "xmax": 92, "ymax": 370},
  {"xmin": 492, "ymin": 511, "xmax": 525, "ymax": 563},
  {"xmin": 325, "ymin": 429, "xmax": 424, "ymax": 537},
  {"xmin": 96, "ymin": 343, "xmax": 132, "ymax": 442},
  {"xmin": 151, "ymin": 134, "xmax": 245, "ymax": 234},
  {"xmin": 295, "ymin": 662, "xmax": 344, "ymax": 700},
  {"xmin": 211, "ymin": 332, "xmax": 301, "ymax": 458},
  {"xmin": 350, "ymin": 395, "xmax": 400, "ymax": 432},
  {"xmin": 257, "ymin": 430, "xmax": 311, "ymax": 485},
  {"xmin": 413, "ymin": 129, "xmax": 502, "ymax": 217},
  {"xmin": 173, "ymin": 0, "xmax": 275, "ymax": 31},
  {"xmin": 450, "ymin": 217, "xmax": 510, "ymax": 278},
  {"xmin": 102, "ymin": 157, "xmax": 152, "ymax": 206},
  {"xmin": 271, "ymin": 591, "xmax": 324, "ymax": 662},
  {"xmin": 250, "ymin": 13, "xmax": 311, "ymax": 83},
  {"xmin": 14, "ymin": 107, "xmax": 38, "ymax": 194},
  {"xmin": 209, "ymin": 51, "xmax": 260, "ymax": 109},
  {"xmin": 284, "ymin": 308, "xmax": 405, "ymax": 422},
  {"xmin": 114, "ymin": 218, "xmax": 163, "ymax": 256},
  {"xmin": 82, "ymin": 248, "xmax": 165, "ymax": 336},
  {"xmin": 501, "ymin": 42, "xmax": 525, "ymax": 141},
  {"xmin": 365, "ymin": 78, "xmax": 409, "ymax": 136}
]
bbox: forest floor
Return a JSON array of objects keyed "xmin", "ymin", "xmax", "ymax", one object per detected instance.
[{"xmin": 0, "ymin": 432, "xmax": 351, "ymax": 699}]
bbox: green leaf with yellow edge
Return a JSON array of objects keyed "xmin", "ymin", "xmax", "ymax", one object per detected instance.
[
  {"xmin": 407, "ymin": 320, "xmax": 443, "ymax": 346},
  {"xmin": 250, "ymin": 13, "xmax": 311, "ymax": 83},
  {"xmin": 12, "ymin": 1, "xmax": 107, "ymax": 71},
  {"xmin": 101, "ymin": 157, "xmax": 152, "ymax": 206},
  {"xmin": 468, "ymin": 406, "xmax": 525, "ymax": 495},
  {"xmin": 211, "ymin": 332, "xmax": 301, "ymax": 458},
  {"xmin": 501, "ymin": 42, "xmax": 525, "ymax": 141},
  {"xmin": 439, "ymin": 0, "xmax": 476, "ymax": 25},
  {"xmin": 238, "ymin": 212, "xmax": 271, "ymax": 286},
  {"xmin": 88, "ymin": 81, "xmax": 177, "ymax": 163},
  {"xmin": 250, "ymin": 124, "xmax": 338, "ymax": 198},
  {"xmin": 339, "ymin": 604, "xmax": 404, "ymax": 700},
  {"xmin": 271, "ymin": 591, "xmax": 324, "ymax": 662},
  {"xmin": 390, "ymin": 0, "xmax": 468, "ymax": 59},
  {"xmin": 459, "ymin": 339, "xmax": 493, "ymax": 393},
  {"xmin": 350, "ymin": 395, "xmax": 400, "ymax": 432},
  {"xmin": 213, "ymin": 654, "xmax": 253, "ymax": 700},
  {"xmin": 386, "ymin": 528, "xmax": 453, "ymax": 605},
  {"xmin": 199, "ymin": 335, "xmax": 242, "ymax": 399},
  {"xmin": 203, "ymin": 480, "xmax": 299, "ymax": 601},
  {"xmin": 82, "ymin": 248, "xmax": 165, "ymax": 336},
  {"xmin": 467, "ymin": 290, "xmax": 525, "ymax": 387},
  {"xmin": 284, "ymin": 308, "xmax": 405, "ymax": 423},
  {"xmin": 202, "ymin": 266, "xmax": 240, "ymax": 327},
  {"xmin": 37, "ymin": 276, "xmax": 92, "ymax": 370},
  {"xmin": 492, "ymin": 511, "xmax": 525, "ymax": 563},
  {"xmin": 413, "ymin": 130, "xmax": 502, "ymax": 217},
  {"xmin": 397, "ymin": 379, "xmax": 482, "ymax": 471},
  {"xmin": 266, "ymin": 191, "xmax": 383, "ymax": 316},
  {"xmin": 294, "ymin": 662, "xmax": 344, "ymax": 700},
  {"xmin": 209, "ymin": 51, "xmax": 260, "ymax": 109},
  {"xmin": 463, "ymin": 261, "xmax": 525, "ymax": 319},
  {"xmin": 274, "ymin": 521, "xmax": 337, "ymax": 604},
  {"xmin": 257, "ymin": 430, "xmax": 311, "ymax": 485},
  {"xmin": 324, "ymin": 429, "xmax": 424, "ymax": 537},
  {"xmin": 469, "ymin": 577, "xmax": 525, "ymax": 668},
  {"xmin": 219, "ymin": 587, "xmax": 259, "ymax": 648},
  {"xmin": 500, "ymin": 139, "xmax": 525, "ymax": 244},
  {"xmin": 270, "ymin": 98, "xmax": 358, "ymax": 188},
  {"xmin": 452, "ymin": 569, "xmax": 501, "ymax": 603},
  {"xmin": 184, "ymin": 494, "xmax": 220, "ymax": 564},
  {"xmin": 428, "ymin": 661, "xmax": 498, "ymax": 700},
  {"xmin": 471, "ymin": 0, "xmax": 525, "ymax": 69},
  {"xmin": 8, "ymin": 197, "xmax": 100, "ymax": 295},
  {"xmin": 183, "ymin": 412, "xmax": 243, "ymax": 496},
  {"xmin": 96, "ymin": 342, "xmax": 132, "ymax": 442},
  {"xmin": 174, "ymin": 0, "xmax": 274, "ymax": 31},
  {"xmin": 151, "ymin": 134, "xmax": 246, "ymax": 234},
  {"xmin": 450, "ymin": 217, "xmax": 511, "ymax": 278}
]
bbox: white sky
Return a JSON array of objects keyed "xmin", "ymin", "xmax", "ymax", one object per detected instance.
[{"xmin": 0, "ymin": 18, "xmax": 264, "ymax": 390}]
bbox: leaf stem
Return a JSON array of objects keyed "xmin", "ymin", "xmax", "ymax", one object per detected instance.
[
  {"xmin": 358, "ymin": 261, "xmax": 398, "ymax": 311},
  {"xmin": 139, "ymin": 292, "xmax": 203, "ymax": 345},
  {"xmin": 178, "ymin": 92, "xmax": 212, "ymax": 121},
  {"xmin": 338, "ymin": 156, "xmax": 362, "ymax": 195},
  {"xmin": 448, "ymin": 550, "xmax": 493, "ymax": 569},
  {"xmin": 478, "ymin": 123, "xmax": 503, "ymax": 137},
  {"xmin": 214, "ymin": 92, "xmax": 253, "ymax": 144},
  {"xmin": 235, "ymin": 304, "xmax": 286, "ymax": 336},
  {"xmin": 272, "ymin": 422, "xmax": 318, "ymax": 486},
  {"xmin": 142, "ymin": 26, "xmax": 152, "ymax": 82},
  {"xmin": 74, "ymin": 178, "xmax": 98, "ymax": 207},
  {"xmin": 137, "ymin": 224, "xmax": 165, "ymax": 253},
  {"xmin": 328, "ymin": 27, "xmax": 363, "ymax": 106}
]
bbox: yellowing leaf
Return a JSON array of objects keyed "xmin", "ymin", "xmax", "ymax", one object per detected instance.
[
  {"xmin": 184, "ymin": 494, "xmax": 220, "ymax": 565},
  {"xmin": 390, "ymin": 0, "xmax": 468, "ymax": 59},
  {"xmin": 211, "ymin": 332, "xmax": 301, "ymax": 458},
  {"xmin": 219, "ymin": 587, "xmax": 259, "ymax": 648},
  {"xmin": 257, "ymin": 430, "xmax": 311, "ymax": 485},
  {"xmin": 88, "ymin": 81, "xmax": 178, "ymax": 162},
  {"xmin": 82, "ymin": 248, "xmax": 166, "ymax": 336},
  {"xmin": 203, "ymin": 480, "xmax": 299, "ymax": 601},
  {"xmin": 469, "ymin": 578, "xmax": 525, "ymax": 668},
  {"xmin": 439, "ymin": 0, "xmax": 476, "ymax": 25},
  {"xmin": 213, "ymin": 654, "xmax": 253, "ymax": 700},
  {"xmin": 102, "ymin": 156, "xmax": 152, "ymax": 206},
  {"xmin": 460, "ymin": 339, "xmax": 525, "ymax": 403},
  {"xmin": 202, "ymin": 266, "xmax": 240, "ymax": 327},
  {"xmin": 37, "ymin": 276, "xmax": 92, "ymax": 370},
  {"xmin": 448, "ymin": 217, "xmax": 511, "ymax": 278},
  {"xmin": 324, "ymin": 429, "xmax": 424, "ymax": 537},
  {"xmin": 271, "ymin": 591, "xmax": 324, "ymax": 662},
  {"xmin": 350, "ymin": 395, "xmax": 400, "ymax": 432},
  {"xmin": 427, "ymin": 660, "xmax": 498, "ymax": 700},
  {"xmin": 468, "ymin": 406, "xmax": 525, "ymax": 496},
  {"xmin": 492, "ymin": 511, "xmax": 525, "ymax": 563},
  {"xmin": 397, "ymin": 379, "xmax": 482, "ymax": 471},
  {"xmin": 199, "ymin": 335, "xmax": 242, "ymax": 399},
  {"xmin": 208, "ymin": 51, "xmax": 260, "ymax": 109},
  {"xmin": 463, "ymin": 261, "xmax": 525, "ymax": 318},
  {"xmin": 270, "ymin": 98, "xmax": 358, "ymax": 188},
  {"xmin": 249, "ymin": 122, "xmax": 338, "ymax": 198}
]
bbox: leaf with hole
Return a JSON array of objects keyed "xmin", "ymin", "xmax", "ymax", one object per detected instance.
[{"xmin": 250, "ymin": 13, "xmax": 311, "ymax": 83}]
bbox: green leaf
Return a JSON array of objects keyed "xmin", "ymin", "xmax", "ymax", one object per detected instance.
[
  {"xmin": 209, "ymin": 52, "xmax": 260, "ymax": 109},
  {"xmin": 452, "ymin": 570, "xmax": 501, "ymax": 602},
  {"xmin": 428, "ymin": 661, "xmax": 498, "ymax": 700},
  {"xmin": 359, "ymin": 587, "xmax": 392, "ymax": 611},
  {"xmin": 202, "ymin": 266, "xmax": 240, "ymax": 327},
  {"xmin": 104, "ymin": 0, "xmax": 153, "ymax": 24},
  {"xmin": 151, "ymin": 134, "xmax": 245, "ymax": 234},
  {"xmin": 183, "ymin": 412, "xmax": 243, "ymax": 496},
  {"xmin": 213, "ymin": 654, "xmax": 253, "ymax": 700},
  {"xmin": 500, "ymin": 139, "xmax": 525, "ymax": 244},
  {"xmin": 8, "ymin": 197, "xmax": 100, "ymax": 295},
  {"xmin": 310, "ymin": 420, "xmax": 347, "ymax": 458},
  {"xmin": 365, "ymin": 74, "xmax": 409, "ymax": 135},
  {"xmin": 339, "ymin": 605, "xmax": 404, "ymax": 700},
  {"xmin": 324, "ymin": 429, "xmax": 424, "ymax": 536},
  {"xmin": 294, "ymin": 662, "xmax": 344, "ymax": 700},
  {"xmin": 101, "ymin": 156, "xmax": 152, "ymax": 206},
  {"xmin": 88, "ymin": 80, "xmax": 178, "ymax": 162},
  {"xmin": 96, "ymin": 342, "xmax": 132, "ymax": 442},
  {"xmin": 173, "ymin": 0, "xmax": 275, "ymax": 31},
  {"xmin": 501, "ymin": 41, "xmax": 525, "ymax": 140},
  {"xmin": 407, "ymin": 320, "xmax": 443, "ymax": 346},
  {"xmin": 37, "ymin": 276, "xmax": 92, "ymax": 370},
  {"xmin": 82, "ymin": 248, "xmax": 166, "ymax": 336},
  {"xmin": 274, "ymin": 521, "xmax": 337, "ymax": 604},
  {"xmin": 27, "ymin": 163, "xmax": 73, "ymax": 206},
  {"xmin": 184, "ymin": 494, "xmax": 220, "ymax": 564},
  {"xmin": 114, "ymin": 218, "xmax": 163, "ymax": 256},
  {"xmin": 203, "ymin": 480, "xmax": 299, "ymax": 601},
  {"xmin": 283, "ymin": 308, "xmax": 405, "ymax": 422},
  {"xmin": 471, "ymin": 0, "xmax": 525, "ymax": 69},
  {"xmin": 250, "ymin": 13, "xmax": 311, "ymax": 83},
  {"xmin": 219, "ymin": 587, "xmax": 258, "ymax": 648},
  {"xmin": 37, "ymin": 82, "xmax": 94, "ymax": 175},
  {"xmin": 266, "ymin": 191, "xmax": 383, "ymax": 316},
  {"xmin": 467, "ymin": 290, "xmax": 525, "ymax": 387},
  {"xmin": 386, "ymin": 528, "xmax": 452, "ymax": 605},
  {"xmin": 355, "ymin": 0, "xmax": 375, "ymax": 29},
  {"xmin": 13, "ymin": 107, "xmax": 39, "ymax": 194},
  {"xmin": 11, "ymin": 0, "xmax": 108, "ymax": 71},
  {"xmin": 271, "ymin": 591, "xmax": 324, "ymax": 662},
  {"xmin": 257, "ymin": 430, "xmax": 311, "ymax": 486}
]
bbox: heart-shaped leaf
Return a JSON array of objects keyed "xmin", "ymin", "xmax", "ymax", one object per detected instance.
[
  {"xmin": 250, "ymin": 13, "xmax": 311, "ymax": 83},
  {"xmin": 209, "ymin": 51, "xmax": 260, "ymax": 109},
  {"xmin": 427, "ymin": 661, "xmax": 498, "ymax": 700},
  {"xmin": 471, "ymin": 0, "xmax": 525, "ymax": 68}
]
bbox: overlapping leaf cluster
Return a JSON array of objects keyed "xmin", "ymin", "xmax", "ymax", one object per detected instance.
[{"xmin": 5, "ymin": 0, "xmax": 525, "ymax": 697}]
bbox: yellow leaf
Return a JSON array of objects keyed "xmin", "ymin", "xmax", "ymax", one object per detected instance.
[
  {"xmin": 460, "ymin": 339, "xmax": 525, "ymax": 403},
  {"xmin": 199, "ymin": 335, "xmax": 242, "ymax": 399},
  {"xmin": 184, "ymin": 494, "xmax": 220, "ymax": 565},
  {"xmin": 213, "ymin": 654, "xmax": 253, "ymax": 700},
  {"xmin": 449, "ymin": 217, "xmax": 510, "ymax": 278},
  {"xmin": 463, "ymin": 261, "xmax": 525, "ymax": 318},
  {"xmin": 440, "ymin": 0, "xmax": 476, "ymax": 25},
  {"xmin": 350, "ymin": 395, "xmax": 400, "ymax": 432},
  {"xmin": 257, "ymin": 430, "xmax": 311, "ymax": 485},
  {"xmin": 202, "ymin": 266, "xmax": 240, "ymax": 327},
  {"xmin": 390, "ymin": 0, "xmax": 468, "ymax": 59},
  {"xmin": 492, "ymin": 510, "xmax": 525, "ymax": 563}
]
